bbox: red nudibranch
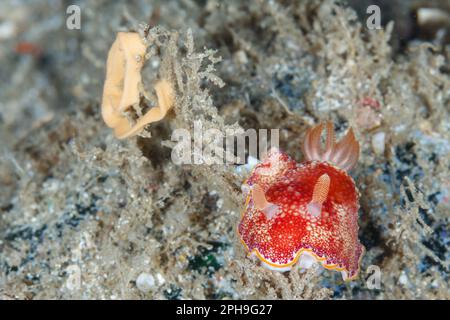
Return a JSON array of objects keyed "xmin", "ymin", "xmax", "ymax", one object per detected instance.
[{"xmin": 238, "ymin": 121, "xmax": 364, "ymax": 281}]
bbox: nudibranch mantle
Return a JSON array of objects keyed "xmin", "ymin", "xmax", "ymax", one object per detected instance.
[{"xmin": 238, "ymin": 122, "xmax": 364, "ymax": 281}]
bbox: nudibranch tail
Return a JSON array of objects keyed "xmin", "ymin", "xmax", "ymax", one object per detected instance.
[
  {"xmin": 303, "ymin": 121, "xmax": 360, "ymax": 171},
  {"xmin": 252, "ymin": 184, "xmax": 279, "ymax": 220},
  {"xmin": 307, "ymin": 173, "xmax": 330, "ymax": 217}
]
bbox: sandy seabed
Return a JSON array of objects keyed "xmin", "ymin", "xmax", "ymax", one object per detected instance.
[{"xmin": 0, "ymin": 0, "xmax": 449, "ymax": 299}]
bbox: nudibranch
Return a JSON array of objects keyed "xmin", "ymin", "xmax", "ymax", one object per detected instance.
[
  {"xmin": 238, "ymin": 122, "xmax": 364, "ymax": 281},
  {"xmin": 102, "ymin": 32, "xmax": 174, "ymax": 139}
]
